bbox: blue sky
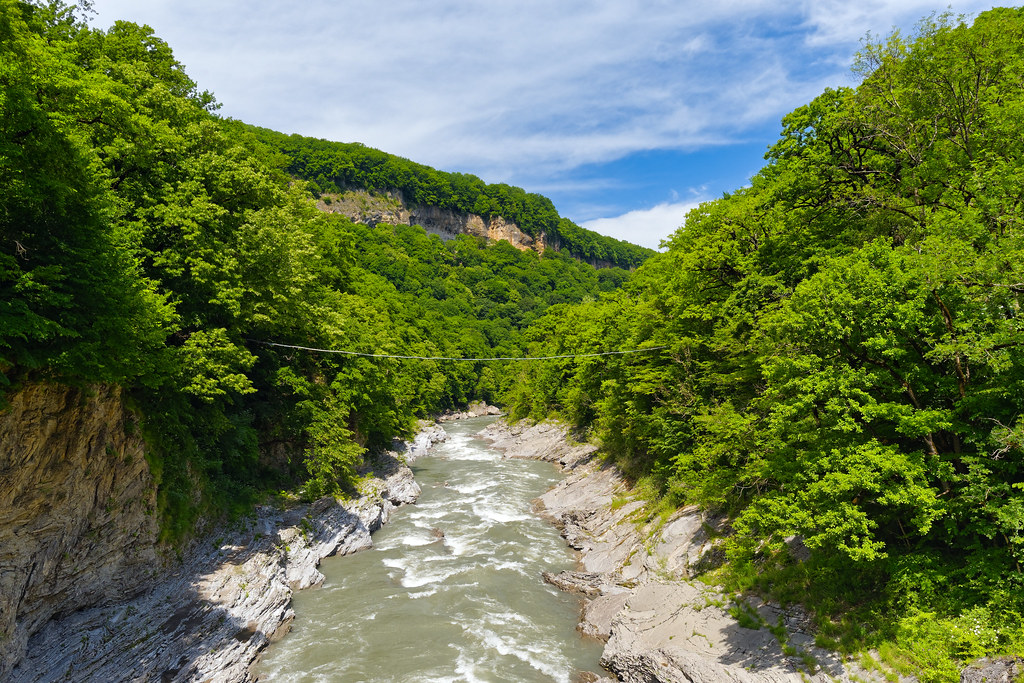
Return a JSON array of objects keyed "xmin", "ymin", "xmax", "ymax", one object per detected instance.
[{"xmin": 87, "ymin": 0, "xmax": 1001, "ymax": 249}]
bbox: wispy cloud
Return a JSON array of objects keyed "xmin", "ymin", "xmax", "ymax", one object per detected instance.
[
  {"xmin": 88, "ymin": 0, "xmax": 997, "ymax": 236},
  {"xmin": 582, "ymin": 200, "xmax": 706, "ymax": 251}
]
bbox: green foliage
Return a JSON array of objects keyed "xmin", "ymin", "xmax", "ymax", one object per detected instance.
[
  {"xmin": 508, "ymin": 7, "xmax": 1024, "ymax": 676},
  {"xmin": 301, "ymin": 393, "xmax": 365, "ymax": 499},
  {"xmin": 1, "ymin": 0, "xmax": 630, "ymax": 543},
  {"xmin": 0, "ymin": 0, "xmax": 174, "ymax": 385},
  {"xmin": 247, "ymin": 126, "xmax": 655, "ymax": 270}
]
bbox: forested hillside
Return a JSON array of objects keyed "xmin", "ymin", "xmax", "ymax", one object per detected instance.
[
  {"xmin": 0, "ymin": 0, "xmax": 632, "ymax": 539},
  {"xmin": 249, "ymin": 126, "xmax": 655, "ymax": 269},
  {"xmin": 508, "ymin": 9, "xmax": 1024, "ymax": 679},
  {"xmin": 7, "ymin": 0, "xmax": 1024, "ymax": 678}
]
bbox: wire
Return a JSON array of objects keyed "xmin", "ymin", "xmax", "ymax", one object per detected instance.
[{"xmin": 247, "ymin": 339, "xmax": 667, "ymax": 362}]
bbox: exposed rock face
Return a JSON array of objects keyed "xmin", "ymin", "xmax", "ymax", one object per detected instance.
[
  {"xmin": 8, "ymin": 458, "xmax": 422, "ymax": 682},
  {"xmin": 437, "ymin": 401, "xmax": 502, "ymax": 422},
  {"xmin": 481, "ymin": 419, "xmax": 896, "ymax": 683},
  {"xmin": 1, "ymin": 382, "xmax": 446, "ymax": 682},
  {"xmin": 10, "ymin": 455, "xmax": 425, "ymax": 683},
  {"xmin": 0, "ymin": 383, "xmax": 159, "ymax": 680},
  {"xmin": 319, "ymin": 189, "xmax": 544, "ymax": 253},
  {"xmin": 390, "ymin": 420, "xmax": 448, "ymax": 463},
  {"xmin": 961, "ymin": 658, "xmax": 1023, "ymax": 683}
]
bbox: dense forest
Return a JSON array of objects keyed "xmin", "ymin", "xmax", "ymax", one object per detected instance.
[
  {"xmin": 248, "ymin": 126, "xmax": 655, "ymax": 269},
  {"xmin": 508, "ymin": 9, "xmax": 1024, "ymax": 680},
  {"xmin": 0, "ymin": 0, "xmax": 631, "ymax": 538},
  {"xmin": 4, "ymin": 0, "xmax": 1024, "ymax": 679}
]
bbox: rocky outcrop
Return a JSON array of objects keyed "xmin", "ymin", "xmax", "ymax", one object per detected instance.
[
  {"xmin": 482, "ymin": 419, "xmax": 894, "ymax": 683},
  {"xmin": 961, "ymin": 658, "xmax": 1023, "ymax": 683},
  {"xmin": 0, "ymin": 383, "xmax": 159, "ymax": 681},
  {"xmin": 2, "ymin": 384, "xmax": 446, "ymax": 683},
  {"xmin": 437, "ymin": 401, "xmax": 502, "ymax": 423},
  {"xmin": 390, "ymin": 420, "xmax": 448, "ymax": 462},
  {"xmin": 10, "ymin": 456, "xmax": 424, "ymax": 683},
  {"xmin": 319, "ymin": 189, "xmax": 544, "ymax": 253}
]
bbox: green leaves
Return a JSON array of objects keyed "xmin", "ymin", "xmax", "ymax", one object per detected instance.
[
  {"xmin": 504, "ymin": 10, "xmax": 1024, "ymax": 665},
  {"xmin": 175, "ymin": 329, "xmax": 255, "ymax": 401}
]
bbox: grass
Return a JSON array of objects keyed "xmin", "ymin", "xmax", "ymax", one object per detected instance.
[{"xmin": 705, "ymin": 543, "xmax": 1024, "ymax": 683}]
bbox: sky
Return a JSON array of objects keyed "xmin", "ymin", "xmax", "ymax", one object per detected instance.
[{"xmin": 86, "ymin": 0, "xmax": 1000, "ymax": 249}]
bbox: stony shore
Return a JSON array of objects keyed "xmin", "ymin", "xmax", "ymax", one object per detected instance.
[
  {"xmin": 9, "ymin": 423, "xmax": 447, "ymax": 683},
  {"xmin": 481, "ymin": 419, "xmax": 895, "ymax": 683}
]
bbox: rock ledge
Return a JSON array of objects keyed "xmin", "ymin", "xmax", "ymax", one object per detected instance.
[
  {"xmin": 482, "ymin": 419, "xmax": 899, "ymax": 683},
  {"xmin": 10, "ymin": 427, "xmax": 446, "ymax": 683}
]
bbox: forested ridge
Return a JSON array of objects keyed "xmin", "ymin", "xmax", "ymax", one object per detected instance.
[
  {"xmin": 247, "ymin": 126, "xmax": 655, "ymax": 269},
  {"xmin": 508, "ymin": 9, "xmax": 1024, "ymax": 679},
  {"xmin": 0, "ymin": 0, "xmax": 632, "ymax": 538},
  {"xmin": 4, "ymin": 0, "xmax": 1024, "ymax": 678}
]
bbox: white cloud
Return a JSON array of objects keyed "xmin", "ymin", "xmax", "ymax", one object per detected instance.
[
  {"xmin": 86, "ymin": 0, "xmax": 1001, "ymax": 195},
  {"xmin": 582, "ymin": 200, "xmax": 705, "ymax": 251},
  {"xmin": 799, "ymin": 0, "xmax": 995, "ymax": 46}
]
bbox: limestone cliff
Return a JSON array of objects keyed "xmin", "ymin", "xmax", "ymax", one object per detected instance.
[
  {"xmin": 0, "ymin": 383, "xmax": 160, "ymax": 679},
  {"xmin": 318, "ymin": 189, "xmax": 546, "ymax": 253}
]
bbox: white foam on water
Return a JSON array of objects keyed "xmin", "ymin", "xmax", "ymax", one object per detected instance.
[
  {"xmin": 486, "ymin": 559, "xmax": 526, "ymax": 574},
  {"xmin": 466, "ymin": 625, "xmax": 572, "ymax": 683},
  {"xmin": 450, "ymin": 480, "xmax": 492, "ymax": 495},
  {"xmin": 404, "ymin": 563, "xmax": 472, "ymax": 588},
  {"xmin": 406, "ymin": 505, "xmax": 458, "ymax": 523},
  {"xmin": 442, "ymin": 533, "xmax": 471, "ymax": 556},
  {"xmin": 473, "ymin": 503, "xmax": 532, "ymax": 524},
  {"xmin": 453, "ymin": 653, "xmax": 489, "ymax": 683},
  {"xmin": 258, "ymin": 418, "xmax": 604, "ymax": 682},
  {"xmin": 375, "ymin": 528, "xmax": 444, "ymax": 550},
  {"xmin": 438, "ymin": 439, "xmax": 499, "ymax": 461}
]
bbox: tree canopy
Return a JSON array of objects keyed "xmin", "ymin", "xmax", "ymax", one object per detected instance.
[
  {"xmin": 247, "ymin": 126, "xmax": 655, "ymax": 269},
  {"xmin": 506, "ymin": 9, "xmax": 1024, "ymax": 678},
  {"xmin": 0, "ymin": 0, "xmax": 632, "ymax": 538}
]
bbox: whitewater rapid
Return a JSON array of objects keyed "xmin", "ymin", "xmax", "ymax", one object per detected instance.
[{"xmin": 256, "ymin": 416, "xmax": 604, "ymax": 682}]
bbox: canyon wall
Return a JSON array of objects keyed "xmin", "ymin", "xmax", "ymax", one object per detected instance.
[
  {"xmin": 318, "ymin": 189, "xmax": 546, "ymax": 253},
  {"xmin": 0, "ymin": 383, "xmax": 160, "ymax": 679}
]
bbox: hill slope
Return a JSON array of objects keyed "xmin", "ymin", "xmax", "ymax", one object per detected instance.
[
  {"xmin": 246, "ymin": 125, "xmax": 656, "ymax": 269},
  {"xmin": 508, "ymin": 8, "xmax": 1024, "ymax": 679}
]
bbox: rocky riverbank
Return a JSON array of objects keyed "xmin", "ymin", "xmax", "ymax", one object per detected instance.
[
  {"xmin": 436, "ymin": 400, "xmax": 502, "ymax": 422},
  {"xmin": 482, "ymin": 419, "xmax": 896, "ymax": 683},
  {"xmin": 8, "ymin": 424, "xmax": 447, "ymax": 683}
]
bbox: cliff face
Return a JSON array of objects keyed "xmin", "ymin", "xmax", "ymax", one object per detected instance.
[
  {"xmin": 7, "ymin": 426, "xmax": 442, "ymax": 683},
  {"xmin": 0, "ymin": 383, "xmax": 159, "ymax": 679},
  {"xmin": 319, "ymin": 189, "xmax": 546, "ymax": 253}
]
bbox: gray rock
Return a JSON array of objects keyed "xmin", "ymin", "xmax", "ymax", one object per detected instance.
[
  {"xmin": 487, "ymin": 418, "xmax": 903, "ymax": 683},
  {"xmin": 0, "ymin": 384, "xmax": 160, "ymax": 680},
  {"xmin": 2, "ymin": 395, "xmax": 439, "ymax": 683},
  {"xmin": 390, "ymin": 421, "xmax": 447, "ymax": 462},
  {"xmin": 543, "ymin": 570, "xmax": 605, "ymax": 596},
  {"xmin": 961, "ymin": 658, "xmax": 1023, "ymax": 683}
]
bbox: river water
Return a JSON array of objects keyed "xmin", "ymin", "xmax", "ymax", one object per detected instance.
[{"xmin": 256, "ymin": 416, "xmax": 605, "ymax": 682}]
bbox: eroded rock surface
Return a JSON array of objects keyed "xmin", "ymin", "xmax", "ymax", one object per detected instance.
[
  {"xmin": 482, "ymin": 419, "xmax": 893, "ymax": 683},
  {"xmin": 4, "ymin": 396, "xmax": 445, "ymax": 683},
  {"xmin": 0, "ymin": 384, "xmax": 159, "ymax": 680},
  {"xmin": 961, "ymin": 657, "xmax": 1023, "ymax": 683},
  {"xmin": 320, "ymin": 189, "xmax": 544, "ymax": 254},
  {"xmin": 437, "ymin": 401, "xmax": 503, "ymax": 423}
]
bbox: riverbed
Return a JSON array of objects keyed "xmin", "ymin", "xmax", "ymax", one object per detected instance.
[{"xmin": 256, "ymin": 416, "xmax": 604, "ymax": 682}]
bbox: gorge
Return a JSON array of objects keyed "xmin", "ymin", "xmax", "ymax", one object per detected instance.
[{"xmin": 4, "ymin": 3, "xmax": 1024, "ymax": 681}]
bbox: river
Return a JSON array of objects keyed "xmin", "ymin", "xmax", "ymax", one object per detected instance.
[{"xmin": 256, "ymin": 416, "xmax": 605, "ymax": 682}]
